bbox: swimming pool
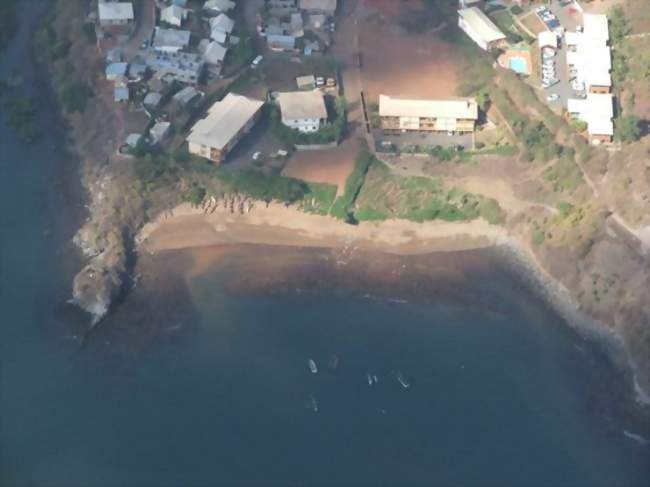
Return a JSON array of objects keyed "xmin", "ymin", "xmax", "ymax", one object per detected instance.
[{"xmin": 510, "ymin": 56, "xmax": 528, "ymax": 74}]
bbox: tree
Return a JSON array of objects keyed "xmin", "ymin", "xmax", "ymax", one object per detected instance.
[{"xmin": 615, "ymin": 115, "xmax": 642, "ymax": 142}]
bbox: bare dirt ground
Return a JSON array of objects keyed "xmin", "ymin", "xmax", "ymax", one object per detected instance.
[
  {"xmin": 281, "ymin": 137, "xmax": 360, "ymax": 194},
  {"xmin": 357, "ymin": 16, "xmax": 460, "ymax": 102},
  {"xmin": 518, "ymin": 11, "xmax": 549, "ymax": 36}
]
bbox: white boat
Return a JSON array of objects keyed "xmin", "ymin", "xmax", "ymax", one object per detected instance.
[
  {"xmin": 395, "ymin": 372, "xmax": 410, "ymax": 389},
  {"xmin": 367, "ymin": 373, "xmax": 373, "ymax": 385},
  {"xmin": 309, "ymin": 395, "xmax": 318, "ymax": 412},
  {"xmin": 308, "ymin": 359, "xmax": 318, "ymax": 374},
  {"xmin": 372, "ymin": 375, "xmax": 379, "ymax": 384}
]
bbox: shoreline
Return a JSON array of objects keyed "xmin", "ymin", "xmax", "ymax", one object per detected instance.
[{"xmin": 136, "ymin": 200, "xmax": 650, "ymax": 406}]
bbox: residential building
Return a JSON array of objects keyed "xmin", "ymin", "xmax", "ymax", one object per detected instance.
[
  {"xmin": 152, "ymin": 28, "xmax": 191, "ymax": 53},
  {"xmin": 106, "ymin": 62, "xmax": 129, "ymax": 81},
  {"xmin": 458, "ymin": 7, "xmax": 506, "ymax": 51},
  {"xmin": 143, "ymin": 92, "xmax": 163, "ymax": 109},
  {"xmin": 210, "ymin": 13, "xmax": 235, "ymax": 37},
  {"xmin": 298, "ymin": 0, "xmax": 337, "ymax": 15},
  {"xmin": 203, "ymin": 0, "xmax": 235, "ymax": 13},
  {"xmin": 173, "ymin": 86, "xmax": 200, "ymax": 106},
  {"xmin": 538, "ymin": 30, "xmax": 558, "ymax": 50},
  {"xmin": 565, "ymin": 14, "xmax": 611, "ymax": 93},
  {"xmin": 567, "ymin": 93, "xmax": 614, "ymax": 144},
  {"xmin": 114, "ymin": 85, "xmax": 130, "ymax": 103},
  {"xmin": 143, "ymin": 50, "xmax": 204, "ymax": 85},
  {"xmin": 161, "ymin": 5, "xmax": 188, "ymax": 27},
  {"xmin": 296, "ymin": 75, "xmax": 316, "ymax": 90},
  {"xmin": 277, "ymin": 91, "xmax": 328, "ymax": 133},
  {"xmin": 378, "ymin": 95, "xmax": 479, "ymax": 133},
  {"xmin": 267, "ymin": 34, "xmax": 296, "ymax": 51},
  {"xmin": 187, "ymin": 93, "xmax": 265, "ymax": 164},
  {"xmin": 202, "ymin": 41, "xmax": 228, "ymax": 73},
  {"xmin": 125, "ymin": 133, "xmax": 143, "ymax": 149},
  {"xmin": 98, "ymin": 2, "xmax": 134, "ymax": 27},
  {"xmin": 150, "ymin": 121, "xmax": 171, "ymax": 145}
]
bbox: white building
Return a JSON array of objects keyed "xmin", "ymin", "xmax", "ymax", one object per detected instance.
[
  {"xmin": 538, "ymin": 30, "xmax": 558, "ymax": 50},
  {"xmin": 210, "ymin": 13, "xmax": 235, "ymax": 36},
  {"xmin": 567, "ymin": 93, "xmax": 614, "ymax": 144},
  {"xmin": 277, "ymin": 91, "xmax": 328, "ymax": 133},
  {"xmin": 458, "ymin": 7, "xmax": 506, "ymax": 51},
  {"xmin": 98, "ymin": 2, "xmax": 134, "ymax": 27},
  {"xmin": 379, "ymin": 95, "xmax": 479, "ymax": 133},
  {"xmin": 153, "ymin": 28, "xmax": 191, "ymax": 53},
  {"xmin": 298, "ymin": 0, "xmax": 337, "ymax": 15},
  {"xmin": 161, "ymin": 5, "xmax": 188, "ymax": 27},
  {"xmin": 187, "ymin": 93, "xmax": 264, "ymax": 164},
  {"xmin": 203, "ymin": 0, "xmax": 236, "ymax": 13},
  {"xmin": 565, "ymin": 13, "xmax": 611, "ymax": 93}
]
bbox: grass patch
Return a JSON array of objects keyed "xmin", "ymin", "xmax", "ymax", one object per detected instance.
[{"xmin": 329, "ymin": 149, "xmax": 375, "ymax": 220}]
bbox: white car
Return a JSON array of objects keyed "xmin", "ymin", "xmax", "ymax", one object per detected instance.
[
  {"xmin": 252, "ymin": 151, "xmax": 262, "ymax": 161},
  {"xmin": 547, "ymin": 94, "xmax": 560, "ymax": 102},
  {"xmin": 535, "ymin": 6, "xmax": 546, "ymax": 13},
  {"xmin": 316, "ymin": 76, "xmax": 325, "ymax": 86}
]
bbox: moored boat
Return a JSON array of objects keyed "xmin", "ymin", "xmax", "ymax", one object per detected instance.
[{"xmin": 308, "ymin": 359, "xmax": 318, "ymax": 374}]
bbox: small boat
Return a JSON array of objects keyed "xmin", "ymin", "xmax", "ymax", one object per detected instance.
[
  {"xmin": 395, "ymin": 372, "xmax": 410, "ymax": 389},
  {"xmin": 327, "ymin": 354, "xmax": 339, "ymax": 370},
  {"xmin": 372, "ymin": 375, "xmax": 379, "ymax": 384},
  {"xmin": 308, "ymin": 395, "xmax": 318, "ymax": 412},
  {"xmin": 308, "ymin": 359, "xmax": 318, "ymax": 374},
  {"xmin": 367, "ymin": 373, "xmax": 373, "ymax": 386}
]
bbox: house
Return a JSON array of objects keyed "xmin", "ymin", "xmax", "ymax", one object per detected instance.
[
  {"xmin": 459, "ymin": 0, "xmax": 484, "ymax": 8},
  {"xmin": 150, "ymin": 121, "xmax": 171, "ymax": 145},
  {"xmin": 125, "ymin": 133, "xmax": 143, "ymax": 149},
  {"xmin": 129, "ymin": 63, "xmax": 147, "ymax": 80},
  {"xmin": 173, "ymin": 86, "xmax": 200, "ymax": 106},
  {"xmin": 186, "ymin": 93, "xmax": 264, "ymax": 164},
  {"xmin": 267, "ymin": 34, "xmax": 296, "ymax": 51},
  {"xmin": 106, "ymin": 62, "xmax": 129, "ymax": 81},
  {"xmin": 203, "ymin": 0, "xmax": 235, "ymax": 13},
  {"xmin": 458, "ymin": 7, "xmax": 506, "ymax": 51},
  {"xmin": 378, "ymin": 95, "xmax": 479, "ymax": 133},
  {"xmin": 277, "ymin": 91, "xmax": 328, "ymax": 133},
  {"xmin": 152, "ymin": 28, "xmax": 191, "ymax": 53},
  {"xmin": 307, "ymin": 14, "xmax": 327, "ymax": 29},
  {"xmin": 210, "ymin": 29, "xmax": 228, "ymax": 44},
  {"xmin": 538, "ymin": 31, "xmax": 558, "ymax": 50},
  {"xmin": 106, "ymin": 48, "xmax": 123, "ymax": 64},
  {"xmin": 210, "ymin": 13, "xmax": 235, "ymax": 37},
  {"xmin": 143, "ymin": 50, "xmax": 204, "ymax": 84},
  {"xmin": 565, "ymin": 14, "xmax": 611, "ymax": 93},
  {"xmin": 202, "ymin": 41, "xmax": 228, "ymax": 72},
  {"xmin": 98, "ymin": 2, "xmax": 134, "ymax": 27},
  {"xmin": 171, "ymin": 0, "xmax": 188, "ymax": 6},
  {"xmin": 296, "ymin": 75, "xmax": 316, "ymax": 90},
  {"xmin": 114, "ymin": 86, "xmax": 130, "ymax": 103},
  {"xmin": 567, "ymin": 93, "xmax": 614, "ymax": 144},
  {"xmin": 143, "ymin": 92, "xmax": 163, "ymax": 109},
  {"xmin": 298, "ymin": 0, "xmax": 337, "ymax": 15},
  {"xmin": 161, "ymin": 5, "xmax": 188, "ymax": 27}
]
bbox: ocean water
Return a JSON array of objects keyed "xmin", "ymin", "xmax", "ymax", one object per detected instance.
[{"xmin": 1, "ymin": 4, "xmax": 649, "ymax": 487}]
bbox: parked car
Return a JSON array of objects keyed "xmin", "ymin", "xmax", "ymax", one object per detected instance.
[
  {"xmin": 546, "ymin": 94, "xmax": 560, "ymax": 102},
  {"xmin": 316, "ymin": 76, "xmax": 325, "ymax": 87},
  {"xmin": 535, "ymin": 6, "xmax": 547, "ymax": 13},
  {"xmin": 251, "ymin": 55, "xmax": 263, "ymax": 68}
]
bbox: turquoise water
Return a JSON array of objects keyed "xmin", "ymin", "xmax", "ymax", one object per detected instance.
[
  {"xmin": 1, "ymin": 3, "xmax": 649, "ymax": 486},
  {"xmin": 510, "ymin": 56, "xmax": 528, "ymax": 74}
]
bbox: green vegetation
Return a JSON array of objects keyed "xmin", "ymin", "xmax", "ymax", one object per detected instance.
[
  {"xmin": 60, "ymin": 81, "xmax": 94, "ymax": 114},
  {"xmin": 37, "ymin": 25, "xmax": 71, "ymax": 61},
  {"xmin": 489, "ymin": 10, "xmax": 524, "ymax": 44},
  {"xmin": 0, "ymin": 0, "xmax": 18, "ymax": 52},
  {"xmin": 3, "ymin": 96, "xmax": 40, "ymax": 143},
  {"xmin": 543, "ymin": 149, "xmax": 584, "ymax": 194},
  {"xmin": 354, "ymin": 159, "xmax": 504, "ymax": 224},
  {"xmin": 329, "ymin": 149, "xmax": 375, "ymax": 221},
  {"xmin": 298, "ymin": 182, "xmax": 338, "ymax": 215},
  {"xmin": 82, "ymin": 22, "xmax": 97, "ymax": 44},
  {"xmin": 272, "ymin": 97, "xmax": 347, "ymax": 147},
  {"xmin": 614, "ymin": 115, "xmax": 642, "ymax": 142}
]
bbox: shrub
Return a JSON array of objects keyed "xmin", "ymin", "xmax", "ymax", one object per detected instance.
[
  {"xmin": 614, "ymin": 115, "xmax": 642, "ymax": 142},
  {"xmin": 60, "ymin": 81, "xmax": 94, "ymax": 113}
]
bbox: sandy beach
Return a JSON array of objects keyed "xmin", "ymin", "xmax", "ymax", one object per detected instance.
[{"xmin": 137, "ymin": 200, "xmax": 511, "ymax": 256}]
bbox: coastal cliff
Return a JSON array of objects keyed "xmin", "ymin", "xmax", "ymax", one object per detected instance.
[{"xmin": 32, "ymin": 0, "xmax": 650, "ymax": 404}]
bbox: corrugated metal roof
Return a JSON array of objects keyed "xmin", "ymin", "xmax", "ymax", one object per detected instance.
[
  {"xmin": 98, "ymin": 2, "xmax": 134, "ymax": 21},
  {"xmin": 379, "ymin": 95, "xmax": 478, "ymax": 120},
  {"xmin": 187, "ymin": 93, "xmax": 264, "ymax": 150},
  {"xmin": 458, "ymin": 7, "xmax": 506, "ymax": 43}
]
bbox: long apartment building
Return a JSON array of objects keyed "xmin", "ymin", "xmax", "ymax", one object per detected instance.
[
  {"xmin": 379, "ymin": 95, "xmax": 479, "ymax": 133},
  {"xmin": 187, "ymin": 93, "xmax": 264, "ymax": 164},
  {"xmin": 458, "ymin": 7, "xmax": 506, "ymax": 51}
]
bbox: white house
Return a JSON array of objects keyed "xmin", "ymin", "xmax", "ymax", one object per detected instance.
[
  {"xmin": 161, "ymin": 5, "xmax": 188, "ymax": 27},
  {"xmin": 565, "ymin": 13, "xmax": 611, "ymax": 93},
  {"xmin": 458, "ymin": 7, "xmax": 506, "ymax": 51},
  {"xmin": 277, "ymin": 91, "xmax": 328, "ymax": 133},
  {"xmin": 210, "ymin": 13, "xmax": 235, "ymax": 36},
  {"xmin": 152, "ymin": 28, "xmax": 191, "ymax": 53},
  {"xmin": 298, "ymin": 0, "xmax": 337, "ymax": 15},
  {"xmin": 98, "ymin": 2, "xmax": 134, "ymax": 27},
  {"xmin": 567, "ymin": 93, "xmax": 614, "ymax": 144},
  {"xmin": 203, "ymin": 0, "xmax": 236, "ymax": 13},
  {"xmin": 379, "ymin": 95, "xmax": 479, "ymax": 133},
  {"xmin": 187, "ymin": 93, "xmax": 264, "ymax": 164}
]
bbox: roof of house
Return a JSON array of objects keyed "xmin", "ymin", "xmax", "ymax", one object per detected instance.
[
  {"xmin": 98, "ymin": 2, "xmax": 134, "ymax": 21},
  {"xmin": 583, "ymin": 14, "xmax": 609, "ymax": 44},
  {"xmin": 114, "ymin": 86, "xmax": 130, "ymax": 102},
  {"xmin": 277, "ymin": 91, "xmax": 328, "ymax": 120},
  {"xmin": 144, "ymin": 92, "xmax": 162, "ymax": 107},
  {"xmin": 187, "ymin": 93, "xmax": 264, "ymax": 150},
  {"xmin": 153, "ymin": 28, "xmax": 191, "ymax": 50},
  {"xmin": 173, "ymin": 86, "xmax": 200, "ymax": 105},
  {"xmin": 210, "ymin": 13, "xmax": 235, "ymax": 34},
  {"xmin": 203, "ymin": 0, "xmax": 236, "ymax": 12},
  {"xmin": 171, "ymin": 0, "xmax": 188, "ymax": 6},
  {"xmin": 210, "ymin": 28, "xmax": 228, "ymax": 43},
  {"xmin": 538, "ymin": 31, "xmax": 558, "ymax": 48},
  {"xmin": 106, "ymin": 62, "xmax": 129, "ymax": 77},
  {"xmin": 126, "ymin": 133, "xmax": 142, "ymax": 147},
  {"xmin": 161, "ymin": 5, "xmax": 187, "ymax": 25},
  {"xmin": 267, "ymin": 34, "xmax": 296, "ymax": 50},
  {"xmin": 296, "ymin": 75, "xmax": 316, "ymax": 88},
  {"xmin": 203, "ymin": 41, "xmax": 228, "ymax": 64},
  {"xmin": 458, "ymin": 7, "xmax": 506, "ymax": 43},
  {"xmin": 567, "ymin": 44, "xmax": 612, "ymax": 87},
  {"xmin": 298, "ymin": 0, "xmax": 337, "ymax": 12},
  {"xmin": 150, "ymin": 121, "xmax": 171, "ymax": 141},
  {"xmin": 567, "ymin": 93, "xmax": 614, "ymax": 136},
  {"xmin": 379, "ymin": 95, "xmax": 479, "ymax": 120}
]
